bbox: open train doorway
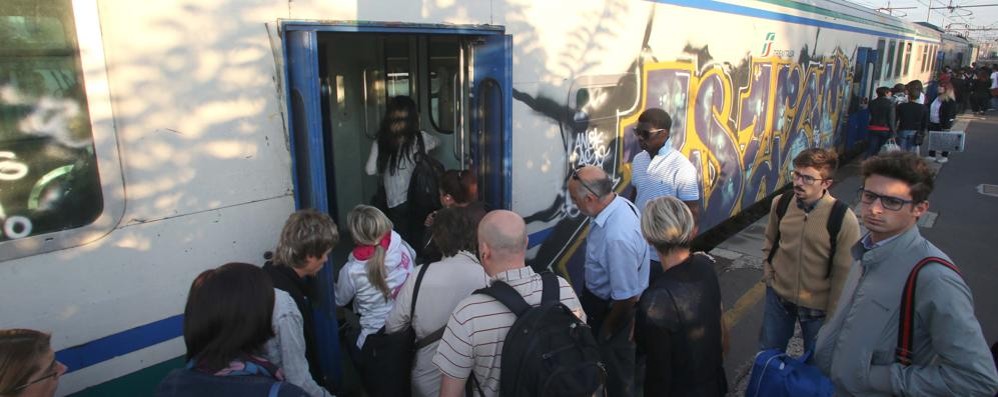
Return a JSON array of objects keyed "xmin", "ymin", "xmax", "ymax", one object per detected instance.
[{"xmin": 282, "ymin": 23, "xmax": 511, "ymax": 390}]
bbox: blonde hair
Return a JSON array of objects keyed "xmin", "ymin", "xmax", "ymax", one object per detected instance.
[
  {"xmin": 640, "ymin": 196, "xmax": 696, "ymax": 255},
  {"xmin": 347, "ymin": 205, "xmax": 393, "ymax": 299},
  {"xmin": 275, "ymin": 209, "xmax": 339, "ymax": 269}
]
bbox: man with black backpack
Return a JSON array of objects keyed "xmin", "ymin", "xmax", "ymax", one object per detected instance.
[
  {"xmin": 759, "ymin": 148, "xmax": 861, "ymax": 359},
  {"xmin": 433, "ymin": 210, "xmax": 602, "ymax": 397}
]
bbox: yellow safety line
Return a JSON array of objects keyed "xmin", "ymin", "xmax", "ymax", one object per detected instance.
[{"xmin": 723, "ymin": 280, "xmax": 766, "ymax": 327}]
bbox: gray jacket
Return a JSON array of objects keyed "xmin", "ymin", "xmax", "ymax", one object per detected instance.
[{"xmin": 814, "ymin": 226, "xmax": 998, "ymax": 396}]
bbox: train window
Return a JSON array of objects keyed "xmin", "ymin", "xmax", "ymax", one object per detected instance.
[
  {"xmin": 427, "ymin": 37, "xmax": 458, "ymax": 133},
  {"xmin": 385, "ymin": 37, "xmax": 412, "ymax": 98},
  {"xmin": 874, "ymin": 39, "xmax": 885, "ymax": 80},
  {"xmin": 921, "ymin": 45, "xmax": 928, "ymax": 72},
  {"xmin": 903, "ymin": 42, "xmax": 912, "ymax": 76},
  {"xmin": 0, "ymin": 1, "xmax": 103, "ymax": 243},
  {"xmin": 884, "ymin": 40, "xmax": 897, "ymax": 78},
  {"xmin": 895, "ymin": 41, "xmax": 905, "ymax": 78}
]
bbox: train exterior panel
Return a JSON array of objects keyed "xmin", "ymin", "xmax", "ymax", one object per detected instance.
[{"xmin": 0, "ymin": 0, "xmax": 974, "ymax": 394}]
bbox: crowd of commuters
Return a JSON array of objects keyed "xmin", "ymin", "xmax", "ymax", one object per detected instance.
[{"xmin": 3, "ymin": 105, "xmax": 997, "ymax": 397}]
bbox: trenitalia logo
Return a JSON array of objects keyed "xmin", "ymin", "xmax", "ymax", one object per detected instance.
[{"xmin": 761, "ymin": 32, "xmax": 775, "ymax": 56}]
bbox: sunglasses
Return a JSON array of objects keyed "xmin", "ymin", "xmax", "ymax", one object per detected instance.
[
  {"xmin": 571, "ymin": 168, "xmax": 602, "ymax": 198},
  {"xmin": 632, "ymin": 127, "xmax": 666, "ymax": 140}
]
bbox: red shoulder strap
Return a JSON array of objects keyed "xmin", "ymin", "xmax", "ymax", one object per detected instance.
[{"xmin": 896, "ymin": 256, "xmax": 961, "ymax": 366}]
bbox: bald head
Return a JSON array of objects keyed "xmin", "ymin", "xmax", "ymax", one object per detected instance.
[
  {"xmin": 477, "ymin": 210, "xmax": 528, "ymax": 274},
  {"xmin": 570, "ymin": 165, "xmax": 613, "ymax": 199}
]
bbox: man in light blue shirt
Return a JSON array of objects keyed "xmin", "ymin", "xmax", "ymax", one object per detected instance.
[
  {"xmin": 630, "ymin": 108, "xmax": 700, "ymax": 281},
  {"xmin": 569, "ymin": 165, "xmax": 648, "ymax": 397}
]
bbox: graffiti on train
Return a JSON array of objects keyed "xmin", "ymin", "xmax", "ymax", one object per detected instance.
[{"xmin": 616, "ymin": 49, "xmax": 854, "ymax": 229}]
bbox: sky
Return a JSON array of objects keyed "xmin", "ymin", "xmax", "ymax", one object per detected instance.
[{"xmin": 843, "ymin": 0, "xmax": 998, "ymax": 42}]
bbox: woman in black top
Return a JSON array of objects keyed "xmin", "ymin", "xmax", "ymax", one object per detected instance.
[
  {"xmin": 895, "ymin": 84, "xmax": 928, "ymax": 153},
  {"xmin": 636, "ymin": 196, "xmax": 727, "ymax": 396},
  {"xmin": 971, "ymin": 69, "xmax": 992, "ymax": 114},
  {"xmin": 928, "ymin": 81, "xmax": 958, "ymax": 163}
]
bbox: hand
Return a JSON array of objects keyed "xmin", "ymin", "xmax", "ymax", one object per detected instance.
[{"xmin": 424, "ymin": 211, "xmax": 436, "ymax": 227}]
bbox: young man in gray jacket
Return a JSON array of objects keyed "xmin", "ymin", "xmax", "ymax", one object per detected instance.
[{"xmin": 814, "ymin": 153, "xmax": 998, "ymax": 396}]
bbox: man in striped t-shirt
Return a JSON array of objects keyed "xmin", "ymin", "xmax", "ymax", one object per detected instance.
[
  {"xmin": 630, "ymin": 108, "xmax": 700, "ymax": 280},
  {"xmin": 433, "ymin": 210, "xmax": 586, "ymax": 397}
]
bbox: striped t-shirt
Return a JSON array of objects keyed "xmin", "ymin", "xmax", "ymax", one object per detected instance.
[
  {"xmin": 632, "ymin": 141, "xmax": 700, "ymax": 261},
  {"xmin": 431, "ymin": 267, "xmax": 586, "ymax": 397}
]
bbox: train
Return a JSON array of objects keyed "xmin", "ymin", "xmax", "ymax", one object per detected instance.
[{"xmin": 0, "ymin": 0, "xmax": 977, "ymax": 395}]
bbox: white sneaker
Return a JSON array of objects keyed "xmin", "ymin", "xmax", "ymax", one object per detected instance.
[
  {"xmin": 936, "ymin": 157, "xmax": 949, "ymax": 164},
  {"xmin": 924, "ymin": 156, "xmax": 936, "ymax": 162}
]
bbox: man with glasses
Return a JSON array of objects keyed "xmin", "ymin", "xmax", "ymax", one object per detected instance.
[
  {"xmin": 568, "ymin": 165, "xmax": 647, "ymax": 397},
  {"xmin": 759, "ymin": 148, "xmax": 860, "ymax": 360},
  {"xmin": 814, "ymin": 152, "xmax": 998, "ymax": 396},
  {"xmin": 629, "ymin": 108, "xmax": 700, "ymax": 282}
]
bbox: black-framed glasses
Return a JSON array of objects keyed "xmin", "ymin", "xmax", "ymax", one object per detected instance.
[
  {"xmin": 12, "ymin": 359, "xmax": 60, "ymax": 392},
  {"xmin": 791, "ymin": 170, "xmax": 828, "ymax": 186},
  {"xmin": 571, "ymin": 168, "xmax": 602, "ymax": 198},
  {"xmin": 632, "ymin": 127, "xmax": 666, "ymax": 140},
  {"xmin": 857, "ymin": 188, "xmax": 915, "ymax": 211}
]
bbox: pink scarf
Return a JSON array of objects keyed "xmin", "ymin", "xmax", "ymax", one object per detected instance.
[{"xmin": 352, "ymin": 232, "xmax": 391, "ymax": 260}]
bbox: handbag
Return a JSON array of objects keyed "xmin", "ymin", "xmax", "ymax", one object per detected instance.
[
  {"xmin": 357, "ymin": 261, "xmax": 434, "ymax": 397},
  {"xmin": 745, "ymin": 350, "xmax": 834, "ymax": 397},
  {"xmin": 880, "ymin": 137, "xmax": 901, "ymax": 154}
]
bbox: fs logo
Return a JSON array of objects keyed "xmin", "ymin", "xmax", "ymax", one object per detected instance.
[{"xmin": 761, "ymin": 32, "xmax": 775, "ymax": 56}]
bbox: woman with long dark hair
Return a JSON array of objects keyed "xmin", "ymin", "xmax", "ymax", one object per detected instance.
[
  {"xmin": 365, "ymin": 96, "xmax": 440, "ymax": 244},
  {"xmin": 156, "ymin": 263, "xmax": 308, "ymax": 397}
]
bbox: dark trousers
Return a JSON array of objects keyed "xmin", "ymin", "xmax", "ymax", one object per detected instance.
[
  {"xmin": 866, "ymin": 130, "xmax": 890, "ymax": 158},
  {"xmin": 582, "ymin": 288, "xmax": 637, "ymax": 397}
]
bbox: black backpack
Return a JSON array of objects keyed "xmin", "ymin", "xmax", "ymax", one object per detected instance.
[
  {"xmin": 472, "ymin": 272, "xmax": 605, "ymax": 397},
  {"xmin": 766, "ymin": 193, "xmax": 849, "ymax": 277},
  {"xmin": 407, "ymin": 151, "xmax": 445, "ymax": 217}
]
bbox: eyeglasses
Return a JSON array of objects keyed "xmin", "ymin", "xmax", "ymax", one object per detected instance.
[
  {"xmin": 571, "ymin": 168, "xmax": 602, "ymax": 198},
  {"xmin": 857, "ymin": 188, "xmax": 915, "ymax": 211},
  {"xmin": 791, "ymin": 170, "xmax": 828, "ymax": 185},
  {"xmin": 12, "ymin": 359, "xmax": 61, "ymax": 392},
  {"xmin": 632, "ymin": 127, "xmax": 666, "ymax": 140}
]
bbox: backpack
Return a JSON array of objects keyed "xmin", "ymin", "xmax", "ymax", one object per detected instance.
[
  {"xmin": 471, "ymin": 272, "xmax": 605, "ymax": 397},
  {"xmin": 407, "ymin": 151, "xmax": 445, "ymax": 217},
  {"xmin": 766, "ymin": 193, "xmax": 849, "ymax": 278}
]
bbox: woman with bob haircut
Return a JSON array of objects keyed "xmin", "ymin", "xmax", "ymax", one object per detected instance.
[
  {"xmin": 385, "ymin": 207, "xmax": 488, "ymax": 397},
  {"xmin": 0, "ymin": 329, "xmax": 67, "ymax": 397},
  {"xmin": 635, "ymin": 196, "xmax": 728, "ymax": 396},
  {"xmin": 335, "ymin": 205, "xmax": 414, "ymax": 350},
  {"xmin": 156, "ymin": 263, "xmax": 308, "ymax": 397},
  {"xmin": 263, "ymin": 209, "xmax": 338, "ymax": 397}
]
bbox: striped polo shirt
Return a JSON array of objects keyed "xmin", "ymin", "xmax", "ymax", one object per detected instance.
[
  {"xmin": 632, "ymin": 140, "xmax": 700, "ymax": 261},
  {"xmin": 431, "ymin": 267, "xmax": 586, "ymax": 397}
]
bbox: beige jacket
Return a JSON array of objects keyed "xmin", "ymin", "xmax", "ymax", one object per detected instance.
[{"xmin": 762, "ymin": 192, "xmax": 861, "ymax": 314}]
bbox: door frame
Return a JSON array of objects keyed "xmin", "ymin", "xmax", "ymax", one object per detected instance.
[{"xmin": 280, "ymin": 20, "xmax": 509, "ymax": 388}]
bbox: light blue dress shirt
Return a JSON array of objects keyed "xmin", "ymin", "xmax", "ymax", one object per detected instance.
[{"xmin": 584, "ymin": 195, "xmax": 650, "ymax": 301}]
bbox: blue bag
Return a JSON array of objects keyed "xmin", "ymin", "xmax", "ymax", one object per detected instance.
[{"xmin": 745, "ymin": 349, "xmax": 834, "ymax": 397}]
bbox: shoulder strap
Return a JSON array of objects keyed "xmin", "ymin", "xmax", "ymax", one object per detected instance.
[
  {"xmin": 410, "ymin": 262, "xmax": 432, "ymax": 315},
  {"xmin": 474, "ymin": 280, "xmax": 532, "ymax": 317},
  {"xmin": 540, "ymin": 271, "xmax": 560, "ymax": 304},
  {"xmin": 765, "ymin": 192, "xmax": 795, "ymax": 265},
  {"xmin": 268, "ymin": 381, "xmax": 283, "ymax": 397},
  {"xmin": 824, "ymin": 199, "xmax": 849, "ymax": 278},
  {"xmin": 896, "ymin": 256, "xmax": 961, "ymax": 366}
]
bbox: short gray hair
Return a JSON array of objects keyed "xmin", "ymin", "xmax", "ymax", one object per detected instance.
[
  {"xmin": 640, "ymin": 196, "xmax": 695, "ymax": 254},
  {"xmin": 570, "ymin": 166, "xmax": 614, "ymax": 198}
]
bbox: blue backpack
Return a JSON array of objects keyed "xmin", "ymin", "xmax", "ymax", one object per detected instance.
[{"xmin": 745, "ymin": 350, "xmax": 833, "ymax": 397}]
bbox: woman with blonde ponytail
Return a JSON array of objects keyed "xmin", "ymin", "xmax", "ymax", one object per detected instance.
[{"xmin": 335, "ymin": 205, "xmax": 415, "ymax": 351}]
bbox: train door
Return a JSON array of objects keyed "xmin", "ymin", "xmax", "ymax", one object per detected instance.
[{"xmin": 282, "ymin": 23, "xmax": 511, "ymax": 390}]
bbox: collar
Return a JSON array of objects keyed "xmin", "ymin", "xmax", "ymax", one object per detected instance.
[
  {"xmin": 796, "ymin": 190, "xmax": 827, "ymax": 213},
  {"xmin": 492, "ymin": 266, "xmax": 535, "ymax": 283},
  {"xmin": 352, "ymin": 232, "xmax": 391, "ymax": 260},
  {"xmin": 592, "ymin": 195, "xmax": 627, "ymax": 227},
  {"xmin": 852, "ymin": 225, "xmax": 921, "ymax": 269},
  {"xmin": 654, "ymin": 137, "xmax": 675, "ymax": 158}
]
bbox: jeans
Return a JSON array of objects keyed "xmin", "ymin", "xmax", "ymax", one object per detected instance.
[
  {"xmin": 897, "ymin": 130, "xmax": 916, "ymax": 152},
  {"xmin": 866, "ymin": 130, "xmax": 889, "ymax": 158},
  {"xmin": 759, "ymin": 287, "xmax": 826, "ymax": 361}
]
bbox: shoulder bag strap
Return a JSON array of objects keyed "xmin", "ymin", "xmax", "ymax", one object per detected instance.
[
  {"xmin": 896, "ymin": 256, "xmax": 961, "ymax": 366},
  {"xmin": 539, "ymin": 271, "xmax": 560, "ymax": 304},
  {"xmin": 268, "ymin": 381, "xmax": 283, "ymax": 397},
  {"xmin": 766, "ymin": 192, "xmax": 795, "ymax": 265},
  {"xmin": 474, "ymin": 280, "xmax": 531, "ymax": 317},
  {"xmin": 824, "ymin": 199, "xmax": 849, "ymax": 278}
]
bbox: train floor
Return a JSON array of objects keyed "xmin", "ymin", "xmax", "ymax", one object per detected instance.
[{"xmin": 714, "ymin": 111, "xmax": 998, "ymax": 396}]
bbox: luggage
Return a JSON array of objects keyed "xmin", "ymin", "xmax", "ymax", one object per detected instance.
[
  {"xmin": 927, "ymin": 130, "xmax": 966, "ymax": 153},
  {"xmin": 745, "ymin": 350, "xmax": 834, "ymax": 397}
]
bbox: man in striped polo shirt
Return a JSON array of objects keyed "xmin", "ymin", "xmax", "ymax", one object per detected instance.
[
  {"xmin": 433, "ymin": 210, "xmax": 585, "ymax": 397},
  {"xmin": 630, "ymin": 108, "xmax": 700, "ymax": 281}
]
